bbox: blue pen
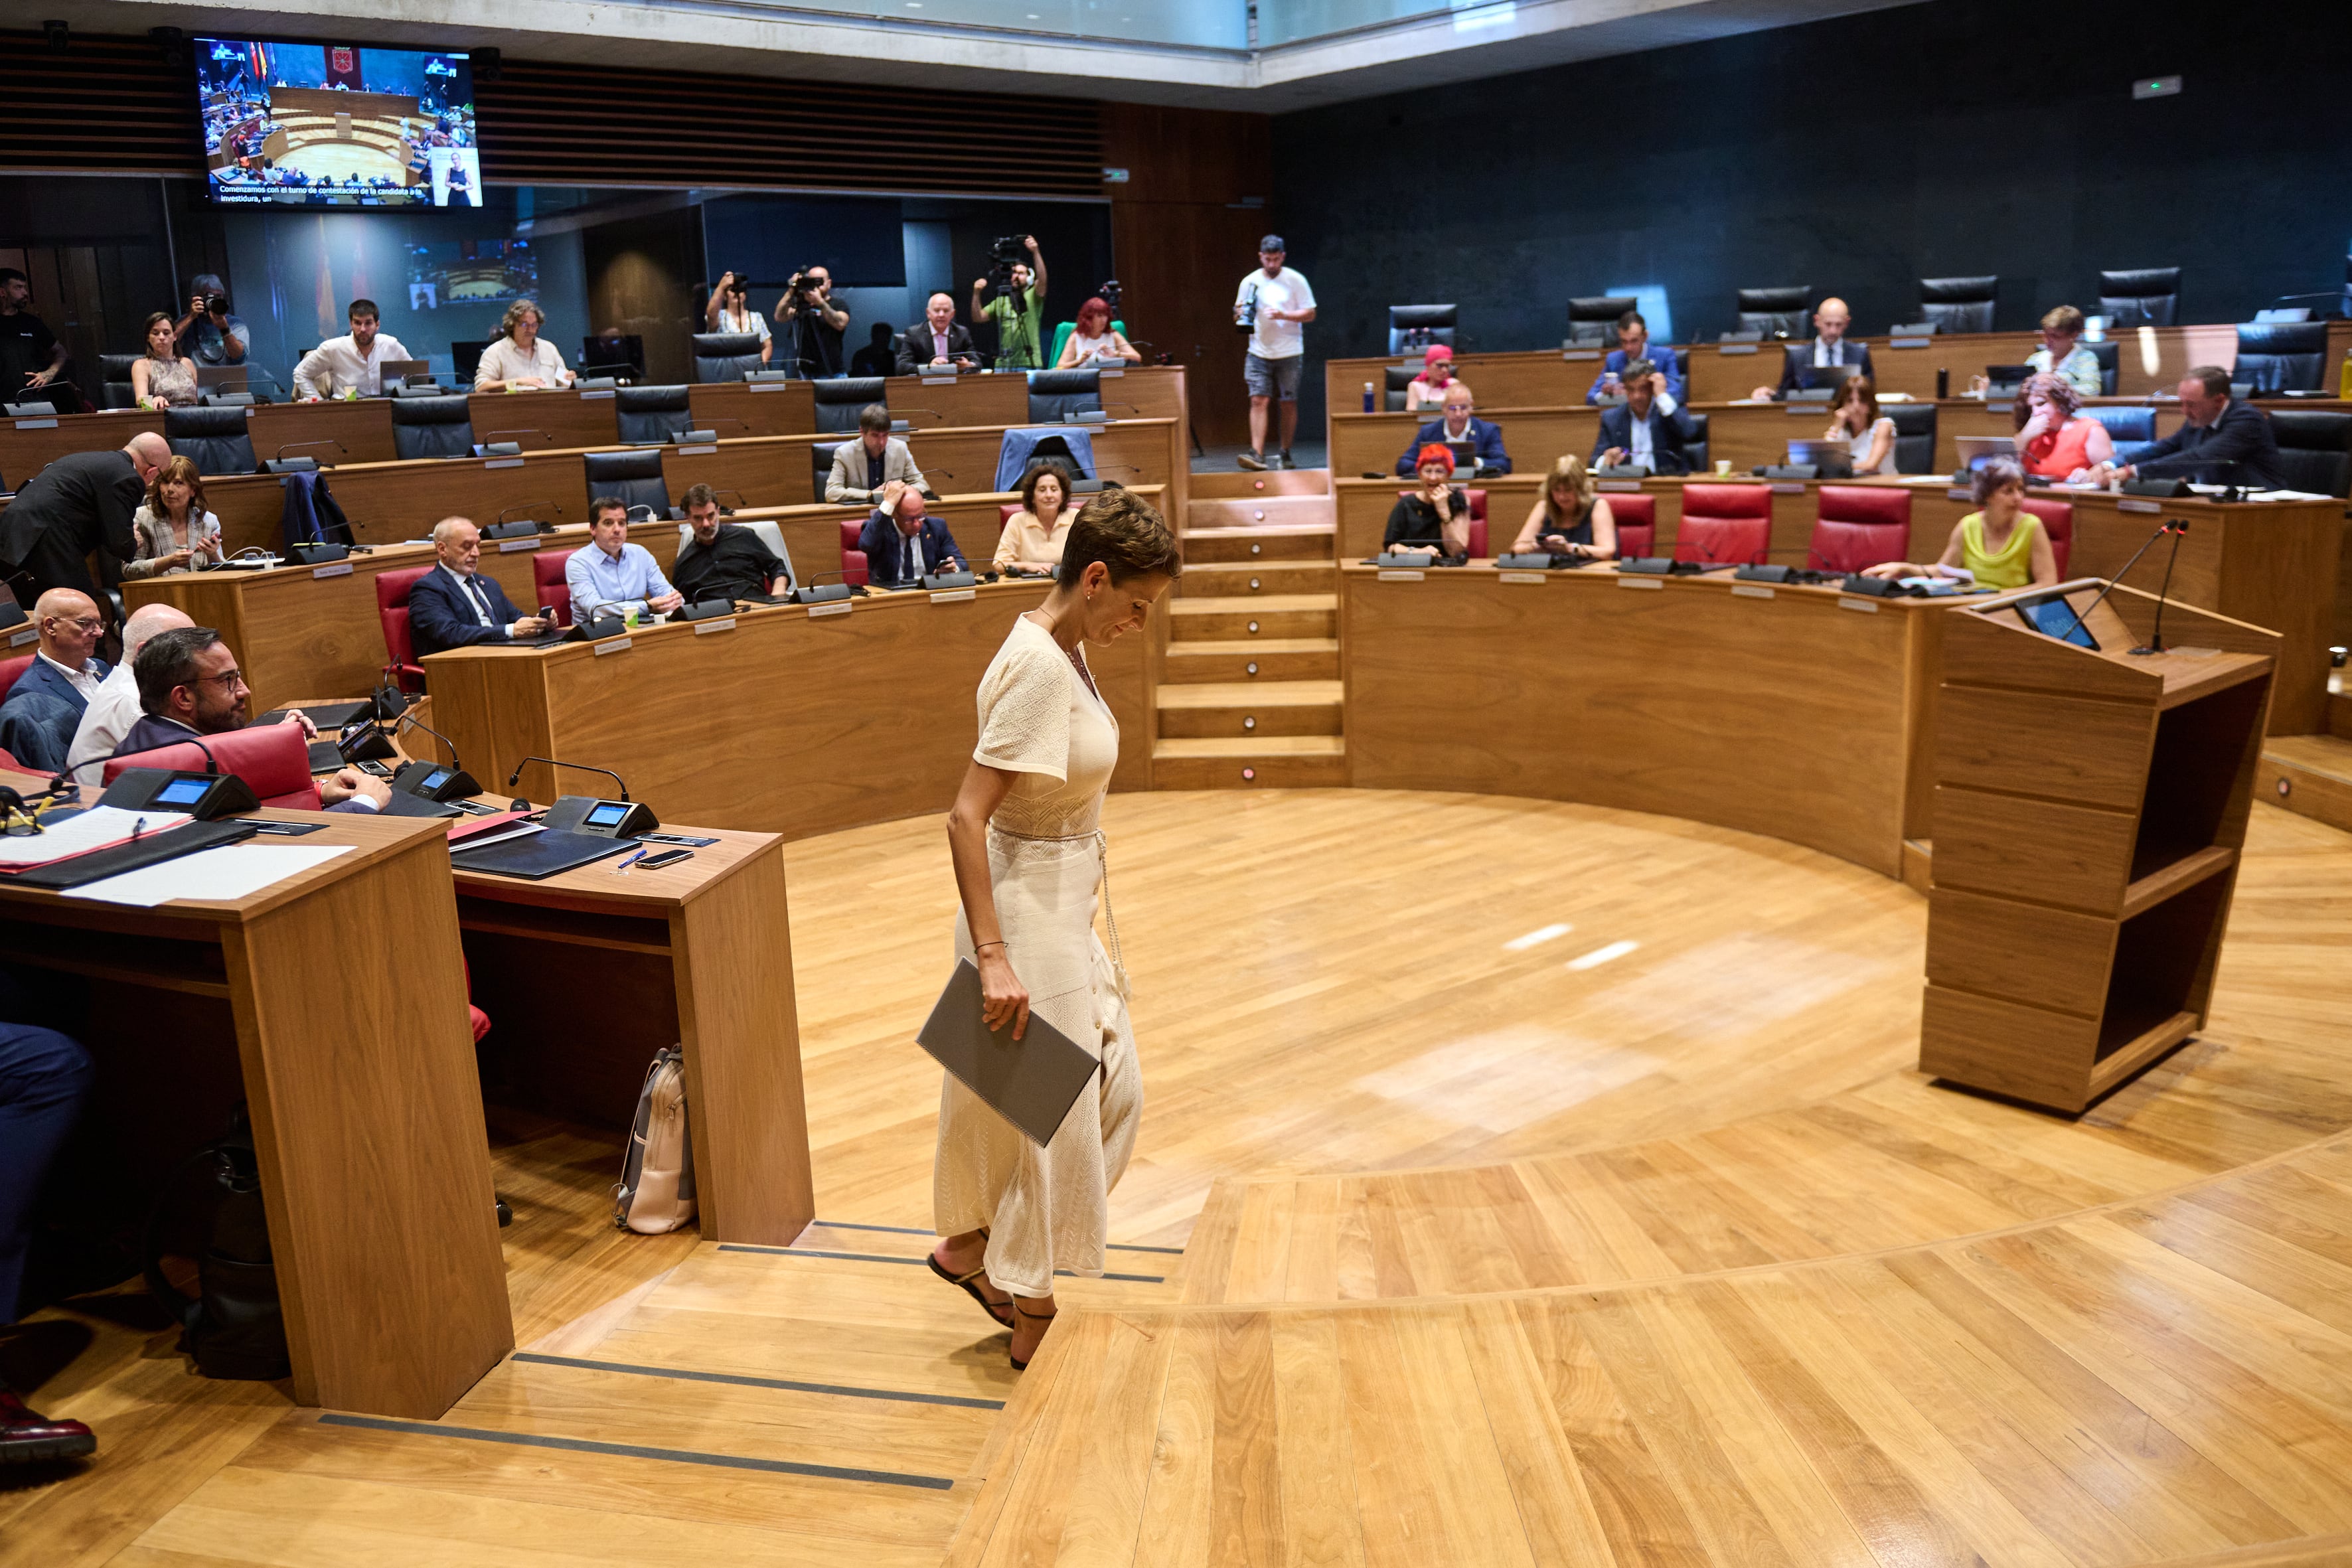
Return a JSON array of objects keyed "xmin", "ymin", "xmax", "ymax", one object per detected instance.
[{"xmin": 613, "ymin": 846, "xmax": 647, "ymax": 874}]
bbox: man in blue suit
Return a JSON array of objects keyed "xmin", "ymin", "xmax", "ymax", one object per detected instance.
[
  {"xmin": 1592, "ymin": 361, "xmax": 1696, "ymax": 475},
  {"xmin": 0, "ymin": 588, "xmax": 110, "ymax": 773},
  {"xmin": 1585, "ymin": 311, "xmax": 1685, "ymax": 408},
  {"xmin": 859, "ymin": 484, "xmax": 969, "ymax": 589},
  {"xmin": 1393, "ymin": 386, "xmax": 1511, "ymax": 476},
  {"xmin": 408, "ymin": 517, "xmax": 551, "ymax": 657}
]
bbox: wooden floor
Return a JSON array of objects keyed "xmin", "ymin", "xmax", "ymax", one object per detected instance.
[{"xmin": 5, "ymin": 789, "xmax": 2350, "ymax": 1565}]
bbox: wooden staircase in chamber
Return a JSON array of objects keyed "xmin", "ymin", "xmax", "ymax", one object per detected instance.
[{"xmin": 1154, "ymin": 468, "xmax": 1346, "ymax": 788}]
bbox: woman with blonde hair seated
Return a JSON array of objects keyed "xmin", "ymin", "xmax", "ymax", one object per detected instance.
[
  {"xmin": 993, "ymin": 461, "xmax": 1077, "ymax": 574},
  {"xmin": 2013, "ymin": 371, "xmax": 2112, "ymax": 481},
  {"xmin": 1824, "ymin": 375, "xmax": 1897, "ymax": 475},
  {"xmin": 1509, "ymin": 454, "xmax": 1617, "ymax": 559},
  {"xmin": 1862, "ymin": 457, "xmax": 2057, "ymax": 591}
]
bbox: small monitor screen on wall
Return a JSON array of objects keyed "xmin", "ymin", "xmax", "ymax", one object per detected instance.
[{"xmin": 193, "ymin": 37, "xmax": 480, "ymax": 208}]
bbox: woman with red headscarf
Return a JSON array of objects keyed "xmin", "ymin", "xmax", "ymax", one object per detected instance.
[
  {"xmin": 1054, "ymin": 296, "xmax": 1142, "ymax": 368},
  {"xmin": 1405, "ymin": 344, "xmax": 1472, "ymax": 412}
]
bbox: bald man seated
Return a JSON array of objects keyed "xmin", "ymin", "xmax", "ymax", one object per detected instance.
[
  {"xmin": 406, "ymin": 517, "xmax": 550, "ymax": 659},
  {"xmin": 895, "ymin": 292, "xmax": 979, "ymax": 374},
  {"xmin": 110, "ymin": 625, "xmax": 385, "ymax": 811},
  {"xmin": 0, "ymin": 589, "xmax": 112, "ymax": 773},
  {"xmin": 64, "ymin": 599, "xmax": 193, "ymax": 784},
  {"xmin": 0, "ymin": 434, "xmax": 168, "ymax": 602},
  {"xmin": 1751, "ymin": 297, "xmax": 1877, "ymax": 400}
]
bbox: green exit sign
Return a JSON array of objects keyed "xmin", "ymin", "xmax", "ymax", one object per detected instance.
[{"xmin": 2132, "ymin": 75, "xmax": 2181, "ymax": 100}]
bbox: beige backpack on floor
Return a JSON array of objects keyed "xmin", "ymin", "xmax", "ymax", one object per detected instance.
[{"xmin": 614, "ymin": 1048, "xmax": 696, "ymax": 1233}]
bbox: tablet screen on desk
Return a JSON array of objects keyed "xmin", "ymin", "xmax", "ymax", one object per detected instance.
[{"xmin": 2019, "ymin": 599, "xmax": 2098, "ymax": 649}]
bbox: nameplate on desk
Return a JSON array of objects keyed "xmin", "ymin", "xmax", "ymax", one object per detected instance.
[
  {"xmin": 497, "ymin": 536, "xmax": 539, "ymax": 552},
  {"xmin": 1731, "ymin": 583, "xmax": 1775, "ymax": 599},
  {"xmin": 674, "ymin": 443, "xmax": 718, "ymax": 456},
  {"xmin": 1947, "ymin": 488, "xmax": 1972, "ymax": 501},
  {"xmin": 1376, "ymin": 569, "xmax": 1425, "ymax": 583},
  {"xmin": 1786, "ymin": 404, "xmax": 1824, "ymax": 417},
  {"xmin": 12, "ymin": 416, "xmax": 57, "ymax": 430},
  {"xmin": 1617, "ymin": 576, "xmax": 1664, "ymax": 591},
  {"xmin": 807, "ymin": 600, "xmax": 852, "ymax": 618},
  {"xmin": 309, "ymin": 562, "xmax": 354, "ymax": 579},
  {"xmin": 1838, "ymin": 596, "xmax": 1881, "ymax": 613},
  {"xmin": 749, "ymin": 381, "xmax": 788, "ymax": 393},
  {"xmin": 1597, "ymin": 481, "xmax": 1643, "ymax": 493},
  {"xmin": 593, "ymin": 637, "xmax": 634, "ymax": 655},
  {"xmin": 1561, "ymin": 350, "xmax": 1601, "ymax": 361},
  {"xmin": 918, "ymin": 371, "xmax": 959, "ymax": 384},
  {"xmin": 1716, "ymin": 344, "xmax": 1759, "ymax": 356},
  {"xmin": 578, "ymin": 388, "xmax": 615, "ymax": 400},
  {"xmin": 692, "ymin": 617, "xmax": 736, "ymax": 635},
  {"xmin": 485, "ymin": 457, "xmax": 525, "ymax": 470},
  {"xmin": 1889, "ymin": 337, "xmax": 1933, "ymax": 349},
  {"xmin": 1497, "ymin": 572, "xmax": 1547, "ymax": 586},
  {"xmin": 2118, "ymin": 497, "xmax": 2162, "ymax": 514},
  {"xmin": 9, "ymin": 626, "xmax": 38, "ymax": 647},
  {"xmin": 929, "ymin": 588, "xmax": 977, "ymax": 604},
  {"xmin": 1770, "ymin": 482, "xmax": 1806, "ymax": 495}
]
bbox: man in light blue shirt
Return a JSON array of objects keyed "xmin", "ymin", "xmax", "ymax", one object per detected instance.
[{"xmin": 566, "ymin": 497, "xmax": 682, "ymax": 621}]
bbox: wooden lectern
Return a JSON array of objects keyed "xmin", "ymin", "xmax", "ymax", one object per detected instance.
[{"xmin": 1920, "ymin": 577, "xmax": 2277, "ymax": 1112}]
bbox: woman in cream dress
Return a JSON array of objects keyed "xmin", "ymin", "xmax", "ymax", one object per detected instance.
[{"xmin": 929, "ymin": 488, "xmax": 1180, "ymax": 1370}]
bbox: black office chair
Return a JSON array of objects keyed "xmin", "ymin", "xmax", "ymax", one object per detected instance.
[
  {"xmin": 390, "ymin": 393, "xmax": 474, "ymax": 460},
  {"xmin": 803, "ymin": 440, "xmax": 842, "ymax": 505},
  {"xmin": 1887, "ymin": 404, "xmax": 1938, "ymax": 474},
  {"xmin": 615, "ymin": 385, "xmax": 692, "ymax": 443},
  {"xmin": 164, "ymin": 404, "xmax": 257, "ymax": 476},
  {"xmin": 1567, "ymin": 295, "xmax": 1637, "ymax": 346},
  {"xmin": 2084, "ymin": 406, "xmax": 2156, "ymax": 467},
  {"xmin": 1382, "ymin": 366, "xmax": 1418, "ymax": 412},
  {"xmin": 1387, "ymin": 305, "xmax": 1457, "ymax": 355},
  {"xmin": 581, "ymin": 334, "xmax": 645, "ymax": 380},
  {"xmin": 1735, "ymin": 286, "xmax": 1810, "ymax": 339},
  {"xmin": 2233, "ymin": 323, "xmax": 2329, "ymax": 393},
  {"xmin": 100, "ymin": 353, "xmax": 141, "ymax": 410},
  {"xmin": 1027, "ymin": 368, "xmax": 1101, "ymax": 424},
  {"xmin": 450, "ymin": 339, "xmax": 489, "ymax": 387},
  {"xmin": 1680, "ymin": 412, "xmax": 1709, "ymax": 475},
  {"xmin": 691, "ymin": 333, "xmax": 765, "ymax": 384},
  {"xmin": 2098, "ymin": 268, "xmax": 2180, "ymax": 329},
  {"xmin": 1919, "ymin": 276, "xmax": 1998, "ymax": 335},
  {"xmin": 813, "ymin": 378, "xmax": 886, "ymax": 434},
  {"xmin": 2084, "ymin": 339, "xmax": 2119, "ymax": 397},
  {"xmin": 2266, "ymin": 410, "xmax": 2350, "ymax": 497},
  {"xmin": 584, "ymin": 449, "xmax": 678, "ymax": 518}
]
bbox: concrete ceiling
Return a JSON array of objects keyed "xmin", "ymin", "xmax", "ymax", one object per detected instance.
[{"xmin": 11, "ymin": 0, "xmax": 1925, "ymax": 112}]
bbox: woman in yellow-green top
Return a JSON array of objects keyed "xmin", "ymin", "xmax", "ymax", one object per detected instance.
[{"xmin": 1861, "ymin": 457, "xmax": 2058, "ymax": 591}]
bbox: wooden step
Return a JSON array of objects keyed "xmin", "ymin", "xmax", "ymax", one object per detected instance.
[
  {"xmin": 1185, "ymin": 495, "xmax": 1335, "ymax": 531},
  {"xmin": 1188, "ymin": 467, "xmax": 1330, "ymax": 500},
  {"xmin": 2262, "ymin": 734, "xmax": 2352, "ymax": 834},
  {"xmin": 1168, "ymin": 594, "xmax": 1335, "ymax": 641},
  {"xmin": 1162, "ymin": 637, "xmax": 1340, "ymax": 682},
  {"xmin": 1178, "ymin": 522, "xmax": 1336, "ymax": 563},
  {"xmin": 1155, "ymin": 680, "xmax": 1343, "ymax": 739},
  {"xmin": 1150, "ymin": 735, "xmax": 1348, "ymax": 789},
  {"xmin": 1177, "ymin": 559, "xmax": 1337, "ymax": 597}
]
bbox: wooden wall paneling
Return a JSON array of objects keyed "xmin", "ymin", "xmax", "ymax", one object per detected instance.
[
  {"xmin": 468, "ymin": 389, "xmax": 619, "ymax": 452},
  {"xmin": 585, "ymin": 206, "xmax": 704, "ymax": 389},
  {"xmin": 0, "ymin": 31, "xmax": 202, "ymax": 176},
  {"xmin": 247, "ymin": 398, "xmax": 397, "ymax": 467},
  {"xmin": 687, "ymin": 381, "xmax": 815, "ymax": 439}
]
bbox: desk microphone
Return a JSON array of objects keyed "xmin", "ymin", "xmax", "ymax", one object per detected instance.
[
  {"xmin": 896, "ymin": 408, "xmax": 944, "ymax": 425},
  {"xmin": 2057, "ymin": 516, "xmax": 2177, "ymax": 648},
  {"xmin": 701, "ymin": 418, "xmax": 751, "ymax": 435},
  {"xmin": 507, "ymin": 756, "xmax": 631, "ymax": 800},
  {"xmin": 274, "ymin": 438, "xmax": 346, "ymax": 460},
  {"xmin": 484, "ymin": 428, "xmax": 552, "ymax": 446},
  {"xmin": 788, "ymin": 568, "xmax": 856, "ymax": 604},
  {"xmin": 715, "ymin": 489, "xmax": 749, "ymax": 512},
  {"xmin": 2134, "ymin": 519, "xmax": 2191, "ymax": 656},
  {"xmin": 396, "ymin": 710, "xmax": 468, "ymax": 773}
]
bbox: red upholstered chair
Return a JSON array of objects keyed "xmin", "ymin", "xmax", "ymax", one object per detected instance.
[
  {"xmin": 2021, "ymin": 496, "xmax": 2073, "ymax": 576},
  {"xmin": 1607, "ymin": 493, "xmax": 1656, "ymax": 558},
  {"xmin": 532, "ymin": 550, "xmax": 573, "ymax": 628},
  {"xmin": 999, "ymin": 503, "xmax": 1022, "ymax": 526},
  {"xmin": 1811, "ymin": 485, "xmax": 1913, "ymax": 574},
  {"xmin": 104, "ymin": 719, "xmax": 321, "ymax": 810},
  {"xmin": 1675, "ymin": 483, "xmax": 1772, "ymax": 566},
  {"xmin": 1393, "ymin": 488, "xmax": 1488, "ymax": 554},
  {"xmin": 0, "ymin": 747, "xmax": 20, "ymax": 771},
  {"xmin": 377, "ymin": 566, "xmax": 433, "ymax": 691},
  {"xmin": 839, "ymin": 518, "xmax": 869, "ymax": 588},
  {"xmin": 0, "ymin": 653, "xmax": 34, "ymax": 706}
]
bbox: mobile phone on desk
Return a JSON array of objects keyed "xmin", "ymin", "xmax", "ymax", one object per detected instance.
[
  {"xmin": 357, "ymin": 759, "xmax": 392, "ymax": 777},
  {"xmin": 635, "ymin": 848, "xmax": 694, "ymax": 871}
]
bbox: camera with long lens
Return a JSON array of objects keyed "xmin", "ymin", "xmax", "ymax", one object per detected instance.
[
  {"xmin": 1233, "ymin": 288, "xmax": 1258, "ymax": 337},
  {"xmin": 204, "ymin": 292, "xmax": 231, "ymax": 316},
  {"xmin": 1096, "ymin": 279, "xmax": 1123, "ymax": 315},
  {"xmin": 783, "ymin": 266, "xmax": 826, "ymax": 314},
  {"xmin": 987, "ymin": 235, "xmax": 1030, "ymax": 294}
]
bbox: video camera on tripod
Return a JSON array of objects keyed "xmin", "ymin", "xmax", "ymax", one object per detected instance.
[{"xmin": 987, "ymin": 236, "xmax": 1031, "ymax": 294}]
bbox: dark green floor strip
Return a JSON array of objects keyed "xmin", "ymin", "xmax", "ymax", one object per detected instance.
[
  {"xmin": 317, "ymin": 1413, "xmax": 954, "ymax": 1490},
  {"xmin": 509, "ymin": 1352, "xmax": 1003, "ymax": 1409}
]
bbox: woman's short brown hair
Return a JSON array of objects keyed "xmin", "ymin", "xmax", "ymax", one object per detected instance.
[
  {"xmin": 1056, "ymin": 487, "xmax": 1180, "ymax": 589},
  {"xmin": 146, "ymin": 453, "xmax": 207, "ymax": 518},
  {"xmin": 498, "ymin": 298, "xmax": 546, "ymax": 341},
  {"xmin": 2023, "ymin": 370, "xmax": 2081, "ymax": 418},
  {"xmin": 1018, "ymin": 459, "xmax": 1072, "ymax": 520},
  {"xmin": 1970, "ymin": 456, "xmax": 2026, "ymax": 506},
  {"xmin": 2039, "ymin": 304, "xmax": 2085, "ymax": 336}
]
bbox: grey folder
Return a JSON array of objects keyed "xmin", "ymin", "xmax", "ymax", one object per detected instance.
[{"xmin": 917, "ymin": 959, "xmax": 1098, "ymax": 1147}]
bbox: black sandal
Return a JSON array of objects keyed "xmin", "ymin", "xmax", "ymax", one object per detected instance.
[
  {"xmin": 1009, "ymin": 1303, "xmax": 1057, "ymax": 1371},
  {"xmin": 928, "ymin": 1248, "xmax": 1014, "ymax": 1328}
]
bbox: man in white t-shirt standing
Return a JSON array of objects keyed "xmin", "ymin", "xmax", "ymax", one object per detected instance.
[{"xmin": 1233, "ymin": 235, "xmax": 1316, "ymax": 471}]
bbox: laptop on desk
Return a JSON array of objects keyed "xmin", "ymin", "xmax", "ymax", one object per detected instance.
[
  {"xmin": 376, "ymin": 359, "xmax": 429, "ymax": 386},
  {"xmin": 1952, "ymin": 435, "xmax": 2017, "ymax": 470}
]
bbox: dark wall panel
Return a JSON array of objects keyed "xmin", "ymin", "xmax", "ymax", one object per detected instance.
[{"xmin": 1271, "ymin": 0, "xmax": 2352, "ymax": 431}]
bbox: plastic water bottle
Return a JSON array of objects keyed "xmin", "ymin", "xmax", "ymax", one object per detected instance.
[{"xmin": 1362, "ymin": 381, "xmax": 1375, "ymax": 413}]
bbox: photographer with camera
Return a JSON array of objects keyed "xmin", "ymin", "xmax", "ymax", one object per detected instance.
[
  {"xmin": 173, "ymin": 273, "xmax": 249, "ymax": 371},
  {"xmin": 972, "ymin": 235, "xmax": 1048, "ymax": 371},
  {"xmin": 704, "ymin": 271, "xmax": 773, "ymax": 366},
  {"xmin": 1234, "ymin": 235, "xmax": 1314, "ymax": 471},
  {"xmin": 774, "ymin": 265, "xmax": 850, "ymax": 378}
]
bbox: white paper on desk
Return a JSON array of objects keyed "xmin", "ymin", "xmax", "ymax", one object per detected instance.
[
  {"xmin": 65, "ymin": 844, "xmax": 354, "ymax": 907},
  {"xmin": 0, "ymin": 806, "xmax": 192, "ymax": 870},
  {"xmin": 2246, "ymin": 488, "xmax": 2334, "ymax": 503}
]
